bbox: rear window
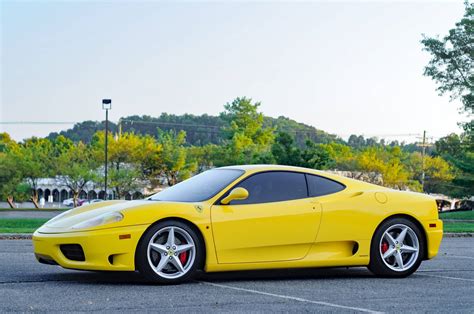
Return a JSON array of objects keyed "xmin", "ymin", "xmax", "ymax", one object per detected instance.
[{"xmin": 306, "ymin": 174, "xmax": 345, "ymax": 197}]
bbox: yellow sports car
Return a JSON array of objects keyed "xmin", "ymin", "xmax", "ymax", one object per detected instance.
[{"xmin": 33, "ymin": 165, "xmax": 443, "ymax": 283}]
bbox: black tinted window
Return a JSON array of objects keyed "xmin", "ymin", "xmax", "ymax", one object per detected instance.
[
  {"xmin": 230, "ymin": 171, "xmax": 307, "ymax": 204},
  {"xmin": 306, "ymin": 174, "xmax": 345, "ymax": 197}
]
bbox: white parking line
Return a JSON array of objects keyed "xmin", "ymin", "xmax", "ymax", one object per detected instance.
[
  {"xmin": 200, "ymin": 281, "xmax": 383, "ymax": 313},
  {"xmin": 445, "ymin": 255, "xmax": 474, "ymax": 260},
  {"xmin": 418, "ymin": 274, "xmax": 474, "ymax": 282}
]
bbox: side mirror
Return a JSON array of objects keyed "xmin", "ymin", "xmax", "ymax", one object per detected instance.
[{"xmin": 220, "ymin": 187, "xmax": 249, "ymax": 205}]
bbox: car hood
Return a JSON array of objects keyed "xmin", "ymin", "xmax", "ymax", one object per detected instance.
[{"xmin": 36, "ymin": 199, "xmax": 190, "ymax": 233}]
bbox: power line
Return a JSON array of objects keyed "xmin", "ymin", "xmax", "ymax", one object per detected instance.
[
  {"xmin": 0, "ymin": 121, "xmax": 447, "ymax": 142},
  {"xmin": 0, "ymin": 121, "xmax": 77, "ymax": 125},
  {"xmin": 119, "ymin": 120, "xmax": 338, "ymax": 137},
  {"xmin": 120, "ymin": 119, "xmax": 222, "ymax": 129}
]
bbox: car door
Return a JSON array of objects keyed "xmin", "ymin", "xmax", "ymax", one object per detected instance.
[{"xmin": 211, "ymin": 171, "xmax": 322, "ymax": 264}]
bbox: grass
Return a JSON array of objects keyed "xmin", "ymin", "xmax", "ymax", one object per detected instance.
[
  {"xmin": 0, "ymin": 218, "xmax": 49, "ymax": 233},
  {"xmin": 439, "ymin": 210, "xmax": 474, "ymax": 220},
  {"xmin": 439, "ymin": 211, "xmax": 474, "ymax": 232},
  {"xmin": 443, "ymin": 221, "xmax": 474, "ymax": 233}
]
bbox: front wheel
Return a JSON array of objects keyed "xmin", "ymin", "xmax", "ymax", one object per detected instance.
[
  {"xmin": 136, "ymin": 220, "xmax": 203, "ymax": 284},
  {"xmin": 369, "ymin": 217, "xmax": 424, "ymax": 278}
]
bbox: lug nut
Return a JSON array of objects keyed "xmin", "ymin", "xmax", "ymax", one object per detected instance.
[{"xmin": 164, "ymin": 252, "xmax": 168, "ymax": 256}]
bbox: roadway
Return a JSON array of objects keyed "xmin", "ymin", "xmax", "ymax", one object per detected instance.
[{"xmin": 0, "ymin": 237, "xmax": 472, "ymax": 312}]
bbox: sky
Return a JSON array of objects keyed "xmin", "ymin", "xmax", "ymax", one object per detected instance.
[{"xmin": 0, "ymin": 0, "xmax": 468, "ymax": 143}]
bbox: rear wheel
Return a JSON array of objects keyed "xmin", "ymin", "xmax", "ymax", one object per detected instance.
[
  {"xmin": 136, "ymin": 220, "xmax": 203, "ymax": 284},
  {"xmin": 369, "ymin": 217, "xmax": 424, "ymax": 277}
]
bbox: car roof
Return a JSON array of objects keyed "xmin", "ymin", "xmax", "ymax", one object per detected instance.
[
  {"xmin": 217, "ymin": 164, "xmax": 319, "ymax": 172},
  {"xmin": 216, "ymin": 164, "xmax": 386, "ymax": 190},
  {"xmin": 216, "ymin": 164, "xmax": 335, "ymax": 178}
]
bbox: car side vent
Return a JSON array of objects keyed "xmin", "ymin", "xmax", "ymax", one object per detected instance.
[
  {"xmin": 352, "ymin": 242, "xmax": 359, "ymax": 255},
  {"xmin": 60, "ymin": 244, "xmax": 85, "ymax": 261}
]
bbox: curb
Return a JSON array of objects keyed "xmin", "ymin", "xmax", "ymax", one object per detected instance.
[
  {"xmin": 444, "ymin": 232, "xmax": 473, "ymax": 237},
  {"xmin": 0, "ymin": 234, "xmax": 33, "ymax": 240},
  {"xmin": 0, "ymin": 233, "xmax": 473, "ymax": 240}
]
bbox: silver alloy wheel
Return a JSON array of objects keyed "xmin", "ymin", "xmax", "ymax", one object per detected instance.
[
  {"xmin": 379, "ymin": 223, "xmax": 419, "ymax": 272},
  {"xmin": 147, "ymin": 226, "xmax": 196, "ymax": 279}
]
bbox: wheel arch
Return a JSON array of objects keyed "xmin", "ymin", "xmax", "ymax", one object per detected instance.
[
  {"xmin": 372, "ymin": 214, "xmax": 428, "ymax": 260},
  {"xmin": 134, "ymin": 217, "xmax": 207, "ymax": 271}
]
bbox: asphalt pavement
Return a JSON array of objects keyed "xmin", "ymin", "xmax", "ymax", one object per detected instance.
[{"xmin": 0, "ymin": 238, "xmax": 472, "ymax": 313}]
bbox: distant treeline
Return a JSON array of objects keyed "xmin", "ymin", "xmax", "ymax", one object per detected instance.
[
  {"xmin": 46, "ymin": 113, "xmax": 425, "ymax": 154},
  {"xmin": 47, "ymin": 114, "xmax": 342, "ymax": 147},
  {"xmin": 1, "ymin": 97, "xmax": 470, "ymax": 204}
]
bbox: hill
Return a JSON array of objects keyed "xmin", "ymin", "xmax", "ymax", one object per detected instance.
[{"xmin": 46, "ymin": 113, "xmax": 342, "ymax": 147}]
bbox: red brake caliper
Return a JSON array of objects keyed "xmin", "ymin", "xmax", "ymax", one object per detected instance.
[
  {"xmin": 179, "ymin": 251, "xmax": 187, "ymax": 264},
  {"xmin": 381, "ymin": 241, "xmax": 389, "ymax": 254}
]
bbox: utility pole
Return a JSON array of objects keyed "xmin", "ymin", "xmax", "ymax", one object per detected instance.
[{"xmin": 417, "ymin": 130, "xmax": 432, "ymax": 192}]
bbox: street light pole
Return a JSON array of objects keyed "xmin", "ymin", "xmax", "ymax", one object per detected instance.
[{"xmin": 102, "ymin": 99, "xmax": 112, "ymax": 200}]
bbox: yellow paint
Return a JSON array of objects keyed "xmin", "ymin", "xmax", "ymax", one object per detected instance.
[
  {"xmin": 211, "ymin": 198, "xmax": 321, "ymax": 263},
  {"xmin": 33, "ymin": 165, "xmax": 442, "ymax": 273}
]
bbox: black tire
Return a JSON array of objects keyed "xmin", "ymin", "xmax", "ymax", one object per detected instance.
[
  {"xmin": 136, "ymin": 220, "xmax": 204, "ymax": 284},
  {"xmin": 368, "ymin": 217, "xmax": 425, "ymax": 278}
]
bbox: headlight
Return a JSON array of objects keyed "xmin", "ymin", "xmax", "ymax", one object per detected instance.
[
  {"xmin": 47, "ymin": 209, "xmax": 73, "ymax": 224},
  {"xmin": 71, "ymin": 212, "xmax": 123, "ymax": 230}
]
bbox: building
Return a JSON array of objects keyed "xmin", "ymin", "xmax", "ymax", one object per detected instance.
[{"xmin": 35, "ymin": 178, "xmax": 146, "ymax": 202}]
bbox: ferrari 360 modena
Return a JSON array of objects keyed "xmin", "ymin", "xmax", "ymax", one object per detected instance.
[{"xmin": 33, "ymin": 165, "xmax": 443, "ymax": 283}]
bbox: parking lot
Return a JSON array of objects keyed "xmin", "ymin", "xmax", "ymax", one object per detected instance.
[{"xmin": 0, "ymin": 237, "xmax": 472, "ymax": 313}]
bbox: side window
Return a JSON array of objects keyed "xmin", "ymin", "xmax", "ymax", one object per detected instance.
[
  {"xmin": 230, "ymin": 171, "xmax": 307, "ymax": 205},
  {"xmin": 306, "ymin": 174, "xmax": 345, "ymax": 197}
]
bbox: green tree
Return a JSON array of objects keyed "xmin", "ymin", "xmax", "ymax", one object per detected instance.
[
  {"xmin": 434, "ymin": 133, "xmax": 474, "ymax": 197},
  {"xmin": 56, "ymin": 142, "xmax": 99, "ymax": 207},
  {"xmin": 0, "ymin": 134, "xmax": 33, "ymax": 207},
  {"xmin": 301, "ymin": 141, "xmax": 334, "ymax": 170},
  {"xmin": 0, "ymin": 132, "xmax": 17, "ymax": 153},
  {"xmin": 108, "ymin": 167, "xmax": 143, "ymax": 199},
  {"xmin": 187, "ymin": 144, "xmax": 222, "ymax": 172},
  {"xmin": 157, "ymin": 129, "xmax": 197, "ymax": 186},
  {"xmin": 92, "ymin": 131, "xmax": 152, "ymax": 198},
  {"xmin": 0, "ymin": 154, "xmax": 29, "ymax": 207},
  {"xmin": 404, "ymin": 152, "xmax": 454, "ymax": 193},
  {"xmin": 355, "ymin": 146, "xmax": 412, "ymax": 190},
  {"xmin": 435, "ymin": 133, "xmax": 463, "ymax": 156},
  {"xmin": 320, "ymin": 142, "xmax": 355, "ymax": 170},
  {"xmin": 134, "ymin": 134, "xmax": 163, "ymax": 191},
  {"xmin": 220, "ymin": 97, "xmax": 275, "ymax": 164},
  {"xmin": 421, "ymin": 1, "xmax": 473, "ymax": 113},
  {"xmin": 10, "ymin": 137, "xmax": 57, "ymax": 207},
  {"xmin": 348, "ymin": 135, "xmax": 366, "ymax": 149},
  {"xmin": 271, "ymin": 132, "xmax": 303, "ymax": 166}
]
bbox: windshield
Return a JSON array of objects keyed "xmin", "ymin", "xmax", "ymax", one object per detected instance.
[{"xmin": 149, "ymin": 169, "xmax": 244, "ymax": 202}]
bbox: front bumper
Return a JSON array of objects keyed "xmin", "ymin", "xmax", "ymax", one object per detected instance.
[{"xmin": 33, "ymin": 225, "xmax": 148, "ymax": 271}]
